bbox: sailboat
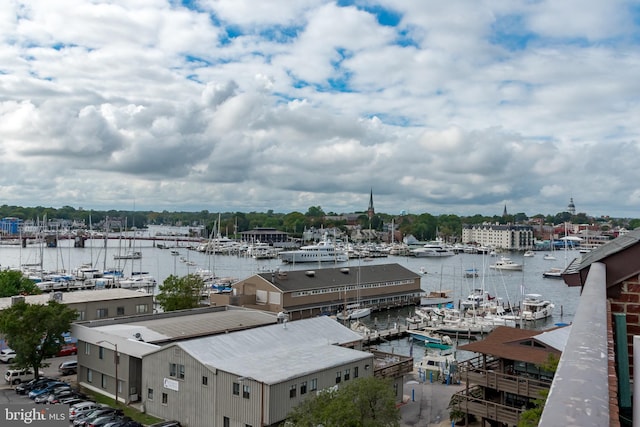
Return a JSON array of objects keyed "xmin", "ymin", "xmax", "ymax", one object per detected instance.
[{"xmin": 543, "ymin": 222, "xmax": 570, "ymax": 279}]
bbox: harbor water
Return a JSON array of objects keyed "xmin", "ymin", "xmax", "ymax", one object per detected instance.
[{"xmin": 0, "ymin": 238, "xmax": 582, "ymax": 360}]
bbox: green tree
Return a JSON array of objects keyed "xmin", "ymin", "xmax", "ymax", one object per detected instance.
[
  {"xmin": 0, "ymin": 300, "xmax": 77, "ymax": 379},
  {"xmin": 0, "ymin": 270, "xmax": 41, "ymax": 297},
  {"xmin": 155, "ymin": 274, "xmax": 204, "ymax": 312},
  {"xmin": 286, "ymin": 376, "xmax": 400, "ymax": 427},
  {"xmin": 517, "ymin": 353, "xmax": 559, "ymax": 427}
]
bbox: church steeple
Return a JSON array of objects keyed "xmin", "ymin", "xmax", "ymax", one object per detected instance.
[
  {"xmin": 503, "ymin": 204, "xmax": 508, "ymax": 217},
  {"xmin": 368, "ymin": 188, "xmax": 375, "ymax": 220}
]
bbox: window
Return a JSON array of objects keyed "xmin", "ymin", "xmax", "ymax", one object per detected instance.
[
  {"xmin": 344, "ymin": 368, "xmax": 350, "ymax": 381},
  {"xmin": 96, "ymin": 308, "xmax": 108, "ymax": 319},
  {"xmin": 393, "ymin": 383, "xmax": 398, "ymax": 397},
  {"xmin": 202, "ymin": 376, "xmax": 208, "ymax": 386},
  {"xmin": 169, "ymin": 363, "xmax": 184, "ymax": 379},
  {"xmin": 87, "ymin": 369, "xmax": 93, "ymax": 383},
  {"xmin": 116, "ymin": 306, "xmax": 125, "ymax": 316},
  {"xmin": 84, "ymin": 342, "xmax": 91, "ymax": 355},
  {"xmin": 300, "ymin": 381, "xmax": 307, "ymax": 395},
  {"xmin": 243, "ymin": 384, "xmax": 250, "ymax": 399},
  {"xmin": 233, "ymin": 382, "xmax": 240, "ymax": 396},
  {"xmin": 77, "ymin": 311, "xmax": 86, "ymax": 321},
  {"xmin": 223, "ymin": 417, "xmax": 230, "ymax": 427},
  {"xmin": 310, "ymin": 378, "xmax": 317, "ymax": 391},
  {"xmin": 99, "ymin": 347, "xmax": 104, "ymax": 360},
  {"xmin": 289, "ymin": 384, "xmax": 296, "ymax": 398},
  {"xmin": 178, "ymin": 364, "xmax": 185, "ymax": 380},
  {"xmin": 162, "ymin": 393, "xmax": 168, "ymax": 405},
  {"xmin": 147, "ymin": 388, "xmax": 153, "ymax": 400},
  {"xmin": 136, "ymin": 304, "xmax": 148, "ymax": 314},
  {"xmin": 335, "ymin": 371, "xmax": 341, "ymax": 384},
  {"xmin": 101, "ymin": 374, "xmax": 107, "ymax": 388},
  {"xmin": 354, "ymin": 367, "xmax": 359, "ymax": 378}
]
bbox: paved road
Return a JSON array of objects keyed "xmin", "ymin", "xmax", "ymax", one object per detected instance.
[{"xmin": 399, "ymin": 373, "xmax": 466, "ymax": 427}]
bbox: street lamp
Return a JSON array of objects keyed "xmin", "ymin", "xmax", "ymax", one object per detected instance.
[{"xmin": 97, "ymin": 340, "xmax": 119, "ymax": 405}]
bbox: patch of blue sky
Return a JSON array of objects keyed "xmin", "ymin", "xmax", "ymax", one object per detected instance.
[
  {"xmin": 259, "ymin": 25, "xmax": 302, "ymax": 43},
  {"xmin": 217, "ymin": 25, "xmax": 244, "ymax": 46},
  {"xmin": 173, "ymin": 0, "xmax": 202, "ymax": 12},
  {"xmin": 626, "ymin": 3, "xmax": 640, "ymax": 43},
  {"xmin": 489, "ymin": 14, "xmax": 538, "ymax": 51},
  {"xmin": 186, "ymin": 74, "xmax": 202, "ymax": 83},
  {"xmin": 185, "ymin": 55, "xmax": 211, "ymax": 66},
  {"xmin": 337, "ymin": 0, "xmax": 401, "ymax": 27},
  {"xmin": 394, "ymin": 28, "xmax": 419, "ymax": 48}
]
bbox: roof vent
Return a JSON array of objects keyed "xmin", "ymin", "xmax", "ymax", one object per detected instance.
[
  {"xmin": 340, "ymin": 268, "xmax": 350, "ymax": 274},
  {"xmin": 305, "ymin": 270, "xmax": 316, "ymax": 277}
]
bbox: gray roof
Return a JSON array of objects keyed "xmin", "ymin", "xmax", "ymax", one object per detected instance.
[
  {"xmin": 174, "ymin": 316, "xmax": 371, "ymax": 384},
  {"xmin": 535, "ymin": 325, "xmax": 571, "ymax": 352},
  {"xmin": 256, "ymin": 263, "xmax": 420, "ymax": 292},
  {"xmin": 0, "ymin": 288, "xmax": 150, "ymax": 310},
  {"xmin": 82, "ymin": 307, "xmax": 278, "ymax": 344}
]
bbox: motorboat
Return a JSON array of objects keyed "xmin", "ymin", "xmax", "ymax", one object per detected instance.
[
  {"xmin": 411, "ymin": 242, "xmax": 456, "ymax": 257},
  {"xmin": 419, "ymin": 290, "xmax": 454, "ymax": 308},
  {"xmin": 408, "ymin": 329, "xmax": 453, "ymax": 349},
  {"xmin": 113, "ymin": 250, "xmax": 142, "ymax": 260},
  {"xmin": 523, "ymin": 250, "xmax": 535, "ymax": 257},
  {"xmin": 521, "ymin": 294, "xmax": 554, "ymax": 321},
  {"xmin": 460, "ymin": 288, "xmax": 494, "ymax": 310},
  {"xmin": 415, "ymin": 349, "xmax": 458, "ymax": 382},
  {"xmin": 279, "ymin": 234, "xmax": 348, "ymax": 263},
  {"xmin": 489, "ymin": 257, "xmax": 523, "ymax": 271},
  {"xmin": 543, "ymin": 253, "xmax": 556, "ymax": 260},
  {"xmin": 542, "ymin": 267, "xmax": 564, "ymax": 279}
]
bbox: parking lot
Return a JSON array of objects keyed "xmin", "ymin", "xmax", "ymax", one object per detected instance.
[{"xmin": 1, "ymin": 354, "xmax": 77, "ymax": 404}]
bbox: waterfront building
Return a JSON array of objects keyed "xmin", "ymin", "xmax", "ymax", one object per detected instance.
[
  {"xmin": 452, "ymin": 325, "xmax": 568, "ymax": 425},
  {"xmin": 73, "ymin": 309, "xmax": 411, "ymax": 427},
  {"xmin": 462, "ymin": 224, "xmax": 534, "ymax": 250},
  {"xmin": 209, "ymin": 263, "xmax": 422, "ymax": 320},
  {"xmin": 239, "ymin": 227, "xmax": 290, "ymax": 245},
  {"xmin": 0, "ymin": 288, "xmax": 153, "ymax": 322}
]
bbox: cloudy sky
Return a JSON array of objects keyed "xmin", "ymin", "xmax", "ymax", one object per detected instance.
[{"xmin": 1, "ymin": 1, "xmax": 639, "ymax": 218}]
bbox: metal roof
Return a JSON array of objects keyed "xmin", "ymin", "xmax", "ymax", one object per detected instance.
[
  {"xmin": 174, "ymin": 316, "xmax": 371, "ymax": 384},
  {"xmin": 535, "ymin": 325, "xmax": 571, "ymax": 352},
  {"xmin": 86, "ymin": 307, "xmax": 278, "ymax": 344},
  {"xmin": 0, "ymin": 288, "xmax": 150, "ymax": 310},
  {"xmin": 255, "ymin": 263, "xmax": 420, "ymax": 292}
]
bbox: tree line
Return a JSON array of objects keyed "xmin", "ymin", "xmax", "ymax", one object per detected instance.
[{"xmin": 1, "ymin": 204, "xmax": 634, "ymax": 243}]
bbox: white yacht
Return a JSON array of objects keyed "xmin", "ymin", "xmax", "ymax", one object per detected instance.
[
  {"xmin": 411, "ymin": 241, "xmax": 456, "ymax": 257},
  {"xmin": 489, "ymin": 256, "xmax": 523, "ymax": 271},
  {"xmin": 521, "ymin": 294, "xmax": 554, "ymax": 321},
  {"xmin": 278, "ymin": 235, "xmax": 348, "ymax": 263}
]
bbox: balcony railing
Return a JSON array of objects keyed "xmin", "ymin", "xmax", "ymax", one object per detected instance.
[{"xmin": 453, "ymin": 385, "xmax": 523, "ymax": 426}]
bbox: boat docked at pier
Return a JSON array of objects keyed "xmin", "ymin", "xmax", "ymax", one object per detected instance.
[
  {"xmin": 410, "ymin": 241, "xmax": 456, "ymax": 258},
  {"xmin": 408, "ymin": 329, "xmax": 453, "ymax": 349},
  {"xmin": 521, "ymin": 293, "xmax": 554, "ymax": 321},
  {"xmin": 278, "ymin": 234, "xmax": 348, "ymax": 263},
  {"xmin": 336, "ymin": 304, "xmax": 372, "ymax": 321}
]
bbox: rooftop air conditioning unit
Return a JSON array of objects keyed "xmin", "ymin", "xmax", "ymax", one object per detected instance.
[
  {"xmin": 305, "ymin": 270, "xmax": 315, "ymax": 277},
  {"xmin": 340, "ymin": 268, "xmax": 350, "ymax": 274},
  {"xmin": 10, "ymin": 295, "xmax": 25, "ymax": 306}
]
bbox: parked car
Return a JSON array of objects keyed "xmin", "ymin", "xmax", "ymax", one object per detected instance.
[
  {"xmin": 56, "ymin": 397, "xmax": 89, "ymax": 406},
  {"xmin": 42, "ymin": 387, "xmax": 85, "ymax": 404},
  {"xmin": 103, "ymin": 418, "xmax": 143, "ymax": 427},
  {"xmin": 15, "ymin": 377, "xmax": 56, "ymax": 395},
  {"xmin": 58, "ymin": 359, "xmax": 78, "ymax": 375},
  {"xmin": 28, "ymin": 381, "xmax": 70, "ymax": 399},
  {"xmin": 84, "ymin": 414, "xmax": 126, "ymax": 427},
  {"xmin": 4, "ymin": 368, "xmax": 44, "ymax": 385},
  {"xmin": 69, "ymin": 401, "xmax": 104, "ymax": 421},
  {"xmin": 0, "ymin": 348, "xmax": 16, "ymax": 363},
  {"xmin": 34, "ymin": 385, "xmax": 71, "ymax": 403},
  {"xmin": 56, "ymin": 343, "xmax": 78, "ymax": 357},
  {"xmin": 74, "ymin": 408, "xmax": 122, "ymax": 426},
  {"xmin": 148, "ymin": 422, "xmax": 182, "ymax": 427}
]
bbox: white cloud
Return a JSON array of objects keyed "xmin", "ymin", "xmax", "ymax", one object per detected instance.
[{"xmin": 0, "ymin": 1, "xmax": 639, "ymax": 218}]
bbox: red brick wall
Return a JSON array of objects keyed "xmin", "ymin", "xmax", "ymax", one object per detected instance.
[{"xmin": 609, "ymin": 275, "xmax": 640, "ymax": 379}]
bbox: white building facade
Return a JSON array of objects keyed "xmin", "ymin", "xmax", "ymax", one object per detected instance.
[{"xmin": 462, "ymin": 224, "xmax": 535, "ymax": 250}]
